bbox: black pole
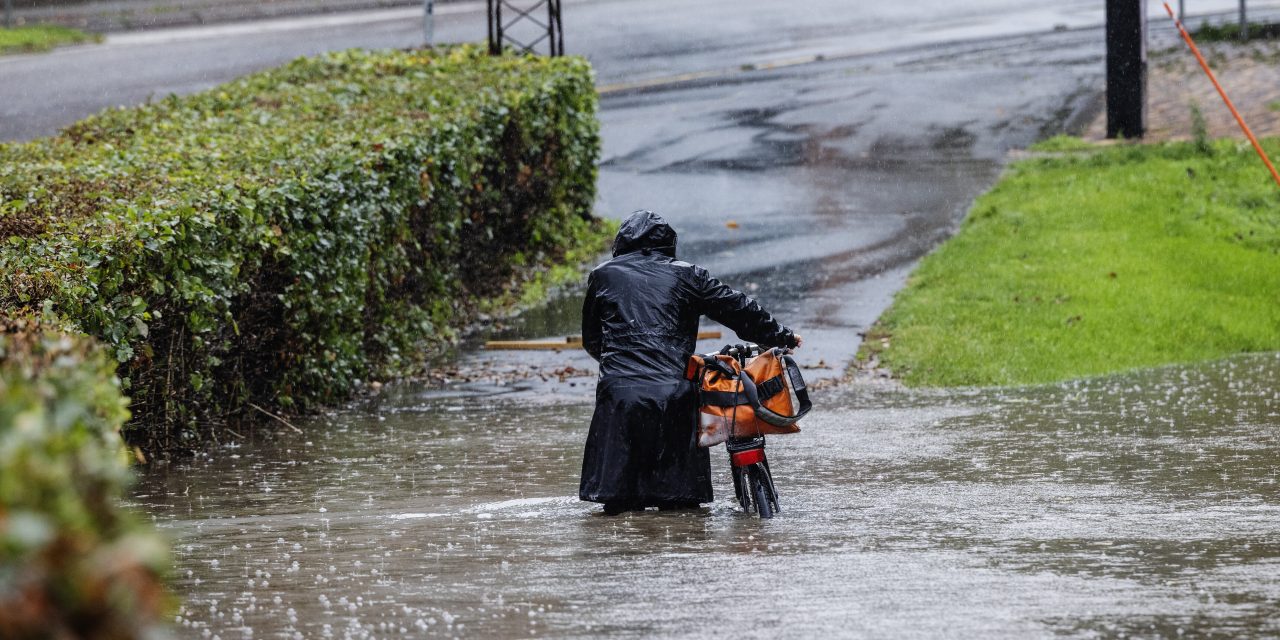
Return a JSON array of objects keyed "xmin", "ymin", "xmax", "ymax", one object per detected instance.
[
  {"xmin": 486, "ymin": 0, "xmax": 494, "ymax": 54},
  {"xmin": 1105, "ymin": 0, "xmax": 1147, "ymax": 139},
  {"xmin": 555, "ymin": 0, "xmax": 564, "ymax": 56},
  {"xmin": 494, "ymin": 0, "xmax": 503, "ymax": 55},
  {"xmin": 547, "ymin": 0, "xmax": 558, "ymax": 56}
]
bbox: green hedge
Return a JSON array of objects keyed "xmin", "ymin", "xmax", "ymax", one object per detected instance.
[
  {"xmin": 0, "ymin": 45, "xmax": 603, "ymax": 451},
  {"xmin": 0, "ymin": 316, "xmax": 168, "ymax": 637}
]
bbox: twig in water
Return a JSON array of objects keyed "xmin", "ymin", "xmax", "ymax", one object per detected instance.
[{"xmin": 248, "ymin": 402, "xmax": 303, "ymax": 434}]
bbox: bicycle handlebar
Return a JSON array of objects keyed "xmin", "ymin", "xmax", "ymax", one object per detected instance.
[{"xmin": 700, "ymin": 342, "xmax": 795, "ymax": 359}]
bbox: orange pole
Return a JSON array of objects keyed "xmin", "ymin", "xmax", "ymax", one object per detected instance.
[{"xmin": 1162, "ymin": 2, "xmax": 1280, "ymax": 187}]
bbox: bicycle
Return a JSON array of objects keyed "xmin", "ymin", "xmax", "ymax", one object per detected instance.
[{"xmin": 692, "ymin": 342, "xmax": 807, "ymax": 519}]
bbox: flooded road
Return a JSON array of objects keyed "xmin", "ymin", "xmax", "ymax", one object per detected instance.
[
  {"xmin": 100, "ymin": 2, "xmax": 1280, "ymax": 637},
  {"xmin": 134, "ymin": 353, "xmax": 1280, "ymax": 638}
]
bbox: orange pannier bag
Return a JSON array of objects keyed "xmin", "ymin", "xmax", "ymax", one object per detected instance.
[{"xmin": 685, "ymin": 347, "xmax": 812, "ymax": 448}]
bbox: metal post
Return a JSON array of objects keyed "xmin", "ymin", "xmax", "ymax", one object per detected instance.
[
  {"xmin": 494, "ymin": 0, "xmax": 503, "ymax": 54},
  {"xmin": 1239, "ymin": 0, "xmax": 1248, "ymax": 41},
  {"xmin": 1106, "ymin": 0, "xmax": 1147, "ymax": 139},
  {"xmin": 423, "ymin": 0, "xmax": 434, "ymax": 45},
  {"xmin": 555, "ymin": 0, "xmax": 564, "ymax": 55},
  {"xmin": 547, "ymin": 0, "xmax": 558, "ymax": 55},
  {"xmin": 1178, "ymin": 0, "xmax": 1185, "ymax": 22},
  {"xmin": 486, "ymin": 0, "xmax": 494, "ymax": 53},
  {"xmin": 4, "ymin": 0, "xmax": 12, "ymax": 29}
]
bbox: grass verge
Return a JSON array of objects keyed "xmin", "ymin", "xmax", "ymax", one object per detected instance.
[
  {"xmin": 858, "ymin": 136, "xmax": 1280, "ymax": 387},
  {"xmin": 0, "ymin": 25, "xmax": 99, "ymax": 55},
  {"xmin": 1192, "ymin": 20, "xmax": 1280, "ymax": 43}
]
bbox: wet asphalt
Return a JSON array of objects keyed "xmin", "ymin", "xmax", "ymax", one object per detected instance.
[{"xmin": 450, "ymin": 26, "xmax": 1108, "ymax": 391}]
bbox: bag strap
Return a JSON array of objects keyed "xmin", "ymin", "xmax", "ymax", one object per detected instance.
[
  {"xmin": 755, "ymin": 375, "xmax": 786, "ymax": 400},
  {"xmin": 735, "ymin": 369, "xmax": 762, "ymax": 408},
  {"xmin": 692, "ymin": 355, "xmax": 752, "ymax": 408},
  {"xmin": 751, "ymin": 352, "xmax": 812, "ymax": 428},
  {"xmin": 701, "ymin": 389, "xmax": 751, "ymax": 407}
]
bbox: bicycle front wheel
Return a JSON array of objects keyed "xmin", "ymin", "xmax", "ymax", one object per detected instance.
[{"xmin": 749, "ymin": 465, "xmax": 774, "ymax": 519}]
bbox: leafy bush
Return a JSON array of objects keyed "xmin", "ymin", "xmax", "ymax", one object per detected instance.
[
  {"xmin": 0, "ymin": 45, "xmax": 604, "ymax": 452},
  {"xmin": 0, "ymin": 314, "xmax": 168, "ymax": 638}
]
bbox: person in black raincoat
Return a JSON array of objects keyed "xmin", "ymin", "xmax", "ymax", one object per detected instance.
[{"xmin": 580, "ymin": 210, "xmax": 802, "ymax": 515}]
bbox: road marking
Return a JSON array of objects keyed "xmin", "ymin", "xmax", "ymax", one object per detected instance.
[
  {"xmin": 105, "ymin": 1, "xmax": 485, "ymax": 47},
  {"xmin": 99, "ymin": 0, "xmax": 606, "ymax": 47}
]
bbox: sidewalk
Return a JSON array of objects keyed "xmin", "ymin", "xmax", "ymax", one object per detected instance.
[{"xmin": 6, "ymin": 0, "xmax": 433, "ymax": 32}]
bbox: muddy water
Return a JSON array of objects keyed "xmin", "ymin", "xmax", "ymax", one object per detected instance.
[{"xmin": 133, "ymin": 353, "xmax": 1280, "ymax": 638}]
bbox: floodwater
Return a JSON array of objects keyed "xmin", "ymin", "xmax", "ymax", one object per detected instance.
[
  {"xmin": 114, "ymin": 6, "xmax": 1280, "ymax": 637},
  {"xmin": 133, "ymin": 353, "xmax": 1280, "ymax": 638}
]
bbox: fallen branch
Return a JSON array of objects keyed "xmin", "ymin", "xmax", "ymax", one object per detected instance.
[{"xmin": 248, "ymin": 402, "xmax": 303, "ymax": 434}]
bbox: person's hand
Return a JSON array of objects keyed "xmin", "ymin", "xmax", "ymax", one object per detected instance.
[{"xmin": 792, "ymin": 333, "xmax": 803, "ymax": 349}]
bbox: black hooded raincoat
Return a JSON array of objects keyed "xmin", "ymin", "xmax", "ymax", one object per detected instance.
[{"xmin": 580, "ymin": 210, "xmax": 798, "ymax": 506}]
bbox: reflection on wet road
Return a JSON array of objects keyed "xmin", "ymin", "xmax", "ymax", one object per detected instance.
[{"xmin": 134, "ymin": 354, "xmax": 1280, "ymax": 638}]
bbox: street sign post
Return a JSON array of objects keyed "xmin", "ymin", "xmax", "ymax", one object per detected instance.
[{"xmin": 1106, "ymin": 0, "xmax": 1147, "ymax": 139}]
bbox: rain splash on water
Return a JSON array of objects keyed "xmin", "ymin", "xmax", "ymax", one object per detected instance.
[{"xmin": 132, "ymin": 353, "xmax": 1280, "ymax": 638}]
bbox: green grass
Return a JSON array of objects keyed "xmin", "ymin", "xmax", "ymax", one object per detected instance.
[
  {"xmin": 0, "ymin": 25, "xmax": 99, "ymax": 55},
  {"xmin": 1192, "ymin": 21, "xmax": 1280, "ymax": 43},
  {"xmin": 1029, "ymin": 134, "xmax": 1098, "ymax": 152},
  {"xmin": 859, "ymin": 137, "xmax": 1280, "ymax": 387}
]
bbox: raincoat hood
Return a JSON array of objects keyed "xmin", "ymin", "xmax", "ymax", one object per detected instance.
[{"xmin": 612, "ymin": 210, "xmax": 678, "ymax": 258}]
